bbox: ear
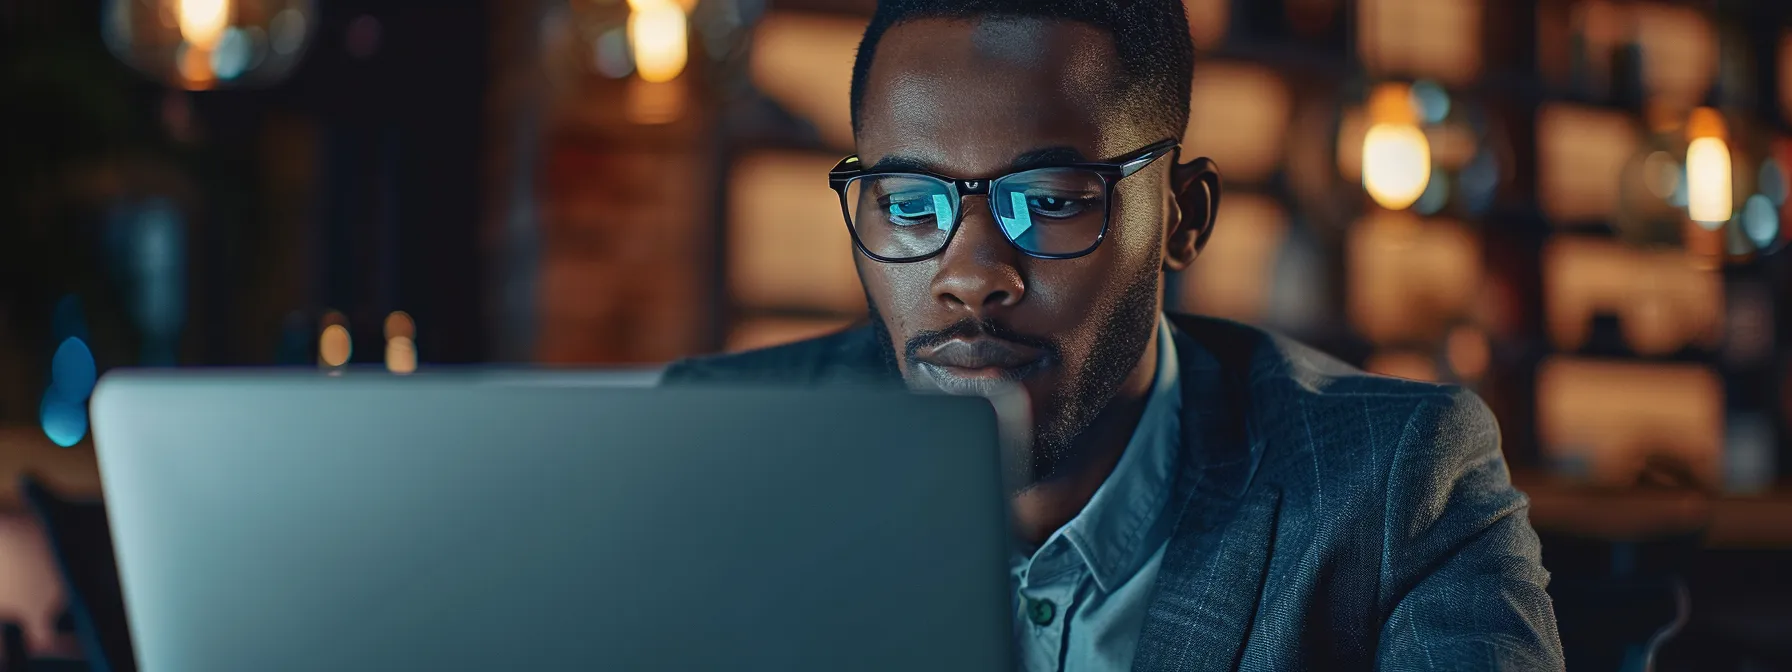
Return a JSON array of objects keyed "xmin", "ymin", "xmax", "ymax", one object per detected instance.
[{"xmin": 1164, "ymin": 156, "xmax": 1221, "ymax": 273}]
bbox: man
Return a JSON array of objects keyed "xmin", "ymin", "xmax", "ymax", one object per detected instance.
[{"xmin": 665, "ymin": 0, "xmax": 1563, "ymax": 669}]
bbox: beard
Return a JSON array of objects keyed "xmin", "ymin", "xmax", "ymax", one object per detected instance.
[{"xmin": 866, "ymin": 262, "xmax": 1161, "ymax": 490}]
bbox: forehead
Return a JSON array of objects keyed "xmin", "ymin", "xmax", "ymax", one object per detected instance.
[{"xmin": 857, "ymin": 16, "xmax": 1129, "ymax": 177}]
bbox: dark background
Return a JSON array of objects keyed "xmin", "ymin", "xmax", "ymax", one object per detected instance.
[{"xmin": 2, "ymin": 0, "xmax": 1791, "ymax": 669}]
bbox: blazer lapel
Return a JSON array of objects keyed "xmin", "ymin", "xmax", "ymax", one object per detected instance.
[{"xmin": 1133, "ymin": 325, "xmax": 1279, "ymax": 671}]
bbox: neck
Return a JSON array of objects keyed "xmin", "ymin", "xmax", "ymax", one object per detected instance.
[{"xmin": 1010, "ymin": 329, "xmax": 1160, "ymax": 546}]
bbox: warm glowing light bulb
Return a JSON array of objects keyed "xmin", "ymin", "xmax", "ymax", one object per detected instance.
[
  {"xmin": 320, "ymin": 324, "xmax": 351, "ymax": 367},
  {"xmin": 383, "ymin": 311, "xmax": 414, "ymax": 341},
  {"xmin": 1363, "ymin": 123, "xmax": 1432, "ymax": 210},
  {"xmin": 385, "ymin": 336, "xmax": 417, "ymax": 375},
  {"xmin": 177, "ymin": 0, "xmax": 231, "ymax": 49},
  {"xmin": 629, "ymin": 0, "xmax": 688, "ymax": 84},
  {"xmin": 1685, "ymin": 108, "xmax": 1733, "ymax": 228}
]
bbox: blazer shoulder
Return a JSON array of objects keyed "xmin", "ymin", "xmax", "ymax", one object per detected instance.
[
  {"xmin": 660, "ymin": 325, "xmax": 890, "ymax": 386},
  {"xmin": 1171, "ymin": 315, "xmax": 1495, "ymax": 473},
  {"xmin": 1170, "ymin": 313, "xmax": 1465, "ymax": 403}
]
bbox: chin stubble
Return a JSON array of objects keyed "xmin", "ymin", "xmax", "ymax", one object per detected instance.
[
  {"xmin": 864, "ymin": 263, "xmax": 1161, "ymax": 492},
  {"xmin": 1023, "ymin": 263, "xmax": 1160, "ymax": 487}
]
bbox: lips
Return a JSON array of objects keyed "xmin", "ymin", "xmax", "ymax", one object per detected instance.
[
  {"xmin": 912, "ymin": 338, "xmax": 1048, "ymax": 396},
  {"xmin": 921, "ymin": 338, "xmax": 1043, "ymax": 370}
]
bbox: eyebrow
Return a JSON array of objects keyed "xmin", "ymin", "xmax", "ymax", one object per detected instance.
[{"xmin": 866, "ymin": 146, "xmax": 1091, "ymax": 176}]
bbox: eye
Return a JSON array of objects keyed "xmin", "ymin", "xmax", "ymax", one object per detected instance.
[
  {"xmin": 1024, "ymin": 193, "xmax": 1094, "ymax": 218},
  {"xmin": 880, "ymin": 193, "xmax": 946, "ymax": 227},
  {"xmin": 887, "ymin": 197, "xmax": 933, "ymax": 218}
]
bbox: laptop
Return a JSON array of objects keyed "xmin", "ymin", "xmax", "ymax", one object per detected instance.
[{"xmin": 90, "ymin": 371, "xmax": 1014, "ymax": 671}]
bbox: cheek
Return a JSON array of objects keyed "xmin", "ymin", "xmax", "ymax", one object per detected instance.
[
  {"xmin": 858, "ymin": 259, "xmax": 933, "ymax": 330},
  {"xmin": 1108, "ymin": 180, "xmax": 1171, "ymax": 259},
  {"xmin": 1030, "ymin": 197, "xmax": 1164, "ymax": 313}
]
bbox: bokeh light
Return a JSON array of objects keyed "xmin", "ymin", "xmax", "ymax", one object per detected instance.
[
  {"xmin": 104, "ymin": 0, "xmax": 314, "ymax": 90},
  {"xmin": 384, "ymin": 311, "xmax": 418, "ymax": 374},
  {"xmin": 41, "ymin": 335, "xmax": 97, "ymax": 448},
  {"xmin": 1742, "ymin": 194, "xmax": 1778, "ymax": 250},
  {"xmin": 1362, "ymin": 83, "xmax": 1431, "ymax": 211},
  {"xmin": 386, "ymin": 336, "xmax": 418, "ymax": 375},
  {"xmin": 596, "ymin": 27, "xmax": 633, "ymax": 78},
  {"xmin": 1363, "ymin": 123, "xmax": 1432, "ymax": 210},
  {"xmin": 49, "ymin": 338, "xmax": 97, "ymax": 402},
  {"xmin": 1686, "ymin": 108, "xmax": 1732, "ymax": 227},
  {"xmin": 210, "ymin": 27, "xmax": 254, "ymax": 80},
  {"xmin": 628, "ymin": 0, "xmax": 688, "ymax": 83},
  {"xmin": 177, "ymin": 0, "xmax": 230, "ymax": 49},
  {"xmin": 384, "ymin": 311, "xmax": 415, "ymax": 341},
  {"xmin": 40, "ymin": 396, "xmax": 89, "ymax": 448},
  {"xmin": 320, "ymin": 323, "xmax": 351, "ymax": 367},
  {"xmin": 1410, "ymin": 80, "xmax": 1450, "ymax": 124}
]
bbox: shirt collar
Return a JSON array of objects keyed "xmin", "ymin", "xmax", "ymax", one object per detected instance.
[{"xmin": 1022, "ymin": 315, "xmax": 1183, "ymax": 593}]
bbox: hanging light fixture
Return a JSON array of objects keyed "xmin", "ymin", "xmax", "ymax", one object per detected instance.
[
  {"xmin": 1685, "ymin": 106, "xmax": 1734, "ymax": 227},
  {"xmin": 627, "ymin": 0, "xmax": 689, "ymax": 84},
  {"xmin": 1361, "ymin": 82, "xmax": 1432, "ymax": 210},
  {"xmin": 562, "ymin": 0, "xmax": 714, "ymax": 125},
  {"xmin": 319, "ymin": 311, "xmax": 351, "ymax": 371},
  {"xmin": 383, "ymin": 311, "xmax": 418, "ymax": 375},
  {"xmin": 103, "ymin": 0, "xmax": 317, "ymax": 90}
]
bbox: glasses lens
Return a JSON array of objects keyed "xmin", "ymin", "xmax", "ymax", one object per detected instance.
[
  {"xmin": 847, "ymin": 175, "xmax": 957, "ymax": 260},
  {"xmin": 991, "ymin": 168, "xmax": 1107, "ymax": 256}
]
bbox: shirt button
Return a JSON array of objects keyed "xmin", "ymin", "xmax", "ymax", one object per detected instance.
[{"xmin": 1025, "ymin": 597, "xmax": 1056, "ymax": 626}]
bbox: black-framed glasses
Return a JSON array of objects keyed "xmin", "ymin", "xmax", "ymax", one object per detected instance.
[{"xmin": 827, "ymin": 139, "xmax": 1180, "ymax": 263}]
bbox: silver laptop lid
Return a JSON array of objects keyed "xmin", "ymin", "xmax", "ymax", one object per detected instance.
[{"xmin": 91, "ymin": 371, "xmax": 1013, "ymax": 671}]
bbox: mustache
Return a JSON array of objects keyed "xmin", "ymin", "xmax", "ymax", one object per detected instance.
[{"xmin": 903, "ymin": 319, "xmax": 1059, "ymax": 362}]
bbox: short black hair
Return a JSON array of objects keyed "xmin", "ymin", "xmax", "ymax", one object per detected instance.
[{"xmin": 848, "ymin": 0, "xmax": 1194, "ymax": 142}]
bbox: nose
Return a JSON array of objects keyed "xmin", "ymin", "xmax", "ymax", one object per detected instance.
[{"xmin": 931, "ymin": 199, "xmax": 1026, "ymax": 317}]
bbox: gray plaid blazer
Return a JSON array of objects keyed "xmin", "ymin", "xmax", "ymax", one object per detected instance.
[{"xmin": 662, "ymin": 314, "xmax": 1565, "ymax": 670}]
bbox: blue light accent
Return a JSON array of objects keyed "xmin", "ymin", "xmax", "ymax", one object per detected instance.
[
  {"xmin": 1743, "ymin": 194, "xmax": 1779, "ymax": 250},
  {"xmin": 1001, "ymin": 191, "xmax": 1033, "ymax": 239},
  {"xmin": 931, "ymin": 194, "xmax": 953, "ymax": 231},
  {"xmin": 40, "ymin": 395, "xmax": 87, "ymax": 448},
  {"xmin": 211, "ymin": 27, "xmax": 253, "ymax": 80},
  {"xmin": 1411, "ymin": 80, "xmax": 1451, "ymax": 124},
  {"xmin": 49, "ymin": 337, "xmax": 97, "ymax": 402}
]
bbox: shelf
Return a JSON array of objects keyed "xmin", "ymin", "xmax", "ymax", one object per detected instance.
[{"xmin": 1516, "ymin": 472, "xmax": 1792, "ymax": 549}]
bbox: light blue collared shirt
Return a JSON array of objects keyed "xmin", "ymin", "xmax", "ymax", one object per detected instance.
[{"xmin": 1010, "ymin": 316, "xmax": 1182, "ymax": 671}]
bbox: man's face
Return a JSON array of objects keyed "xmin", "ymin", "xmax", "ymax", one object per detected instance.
[{"xmin": 856, "ymin": 17, "xmax": 1176, "ymax": 485}]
